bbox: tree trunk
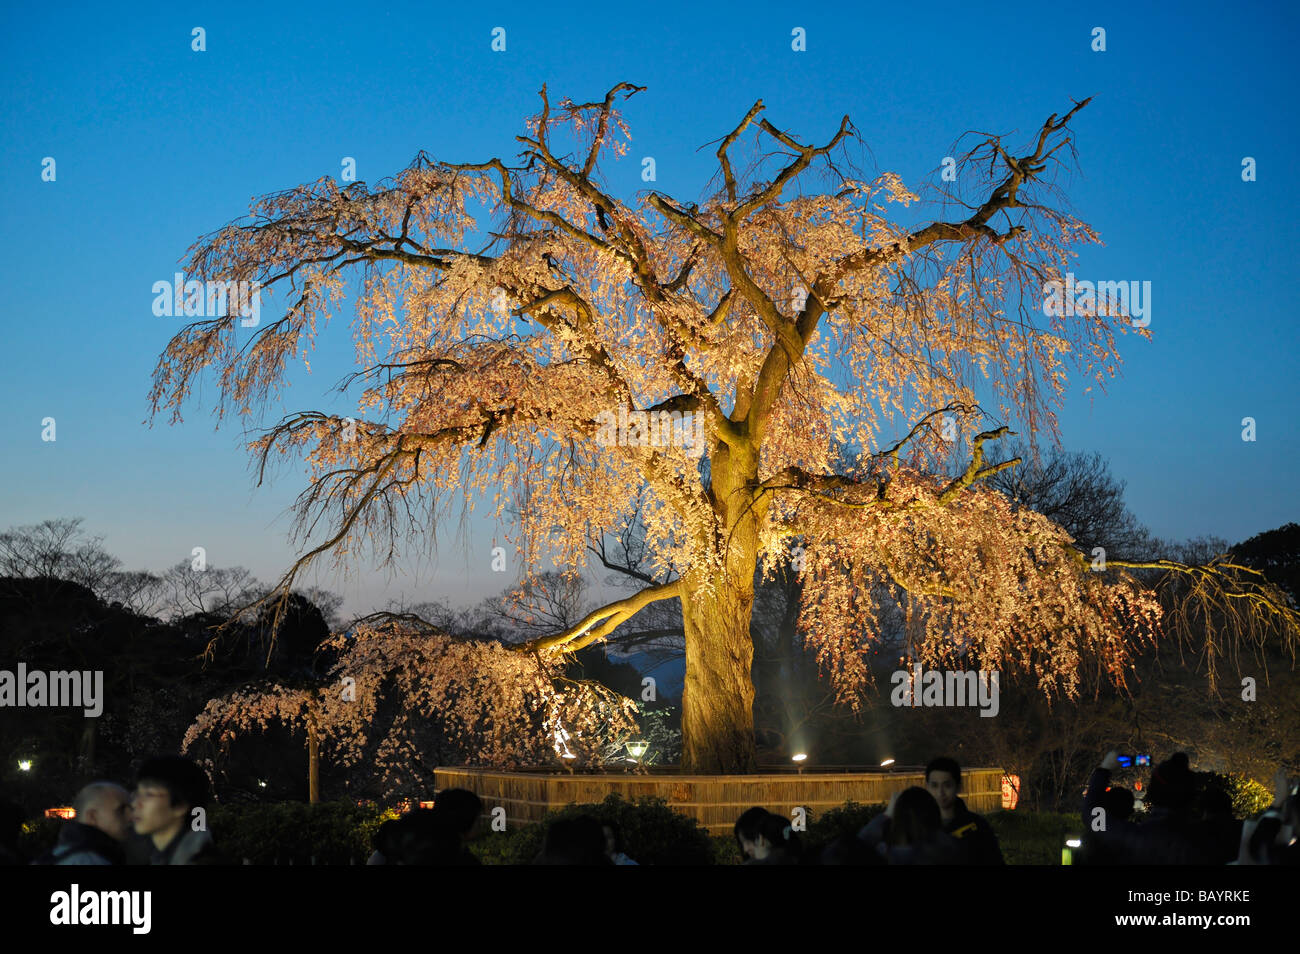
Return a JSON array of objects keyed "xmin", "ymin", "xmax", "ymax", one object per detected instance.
[
  {"xmin": 681, "ymin": 578, "xmax": 759, "ymax": 772},
  {"xmin": 307, "ymin": 698, "xmax": 320, "ymax": 804},
  {"xmin": 677, "ymin": 438, "xmax": 764, "ymax": 773},
  {"xmin": 79, "ymin": 717, "xmax": 97, "ymax": 775}
]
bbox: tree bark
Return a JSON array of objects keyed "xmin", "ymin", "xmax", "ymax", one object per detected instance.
[
  {"xmin": 79, "ymin": 717, "xmax": 97, "ymax": 775},
  {"xmin": 307, "ymin": 697, "xmax": 320, "ymax": 804},
  {"xmin": 680, "ymin": 578, "xmax": 759, "ymax": 773},
  {"xmin": 679, "ymin": 441, "xmax": 762, "ymax": 773}
]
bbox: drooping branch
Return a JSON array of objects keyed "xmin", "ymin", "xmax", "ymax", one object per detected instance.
[{"xmin": 1095, "ymin": 556, "xmax": 1300, "ymax": 688}]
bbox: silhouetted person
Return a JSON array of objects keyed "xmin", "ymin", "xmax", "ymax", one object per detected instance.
[
  {"xmin": 367, "ymin": 818, "xmax": 402, "ymax": 865},
  {"xmin": 602, "ymin": 820, "xmax": 638, "ymax": 865},
  {"xmin": 33, "ymin": 782, "xmax": 131, "ymax": 865},
  {"xmin": 858, "ymin": 788, "xmax": 964, "ymax": 864},
  {"xmin": 819, "ymin": 832, "xmax": 880, "ymax": 865},
  {"xmin": 734, "ymin": 807, "xmax": 802, "ymax": 865},
  {"xmin": 131, "ymin": 756, "xmax": 221, "ymax": 865},
  {"xmin": 534, "ymin": 816, "xmax": 612, "ymax": 865},
  {"xmin": 1080, "ymin": 759, "xmax": 1136, "ymax": 865},
  {"xmin": 433, "ymin": 788, "xmax": 483, "ymax": 865},
  {"xmin": 1085, "ymin": 750, "xmax": 1213, "ymax": 864},
  {"xmin": 0, "ymin": 798, "xmax": 28, "ymax": 865},
  {"xmin": 1237, "ymin": 769, "xmax": 1299, "ymax": 865},
  {"xmin": 391, "ymin": 809, "xmax": 466, "ymax": 865},
  {"xmin": 1197, "ymin": 785, "xmax": 1243, "ymax": 865},
  {"xmin": 1139, "ymin": 752, "xmax": 1218, "ymax": 864},
  {"xmin": 926, "ymin": 757, "xmax": 1004, "ymax": 864}
]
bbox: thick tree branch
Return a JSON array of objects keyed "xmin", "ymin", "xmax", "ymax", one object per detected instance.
[{"xmin": 518, "ymin": 581, "xmax": 682, "ymax": 654}]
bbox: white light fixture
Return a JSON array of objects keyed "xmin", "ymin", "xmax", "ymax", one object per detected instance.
[
  {"xmin": 626, "ymin": 740, "xmax": 649, "ymax": 760},
  {"xmin": 880, "ymin": 758, "xmax": 895, "ymax": 768},
  {"xmin": 792, "ymin": 753, "xmax": 808, "ymax": 762},
  {"xmin": 553, "ymin": 725, "xmax": 576, "ymax": 760},
  {"xmin": 18, "ymin": 760, "xmax": 32, "ymax": 772}
]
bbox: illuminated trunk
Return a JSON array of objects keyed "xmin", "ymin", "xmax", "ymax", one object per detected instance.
[
  {"xmin": 679, "ymin": 442, "xmax": 761, "ymax": 773},
  {"xmin": 680, "ymin": 577, "xmax": 758, "ymax": 772},
  {"xmin": 306, "ymin": 696, "xmax": 320, "ymax": 804}
]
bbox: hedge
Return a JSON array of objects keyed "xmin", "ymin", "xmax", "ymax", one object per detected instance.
[
  {"xmin": 470, "ymin": 793, "xmax": 715, "ymax": 865},
  {"xmin": 17, "ymin": 798, "xmax": 1236, "ymax": 865},
  {"xmin": 206, "ymin": 801, "xmax": 393, "ymax": 865},
  {"xmin": 985, "ymin": 810, "xmax": 1079, "ymax": 865}
]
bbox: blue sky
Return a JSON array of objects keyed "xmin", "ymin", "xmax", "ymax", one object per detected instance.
[{"xmin": 2, "ymin": 0, "xmax": 1296, "ymax": 618}]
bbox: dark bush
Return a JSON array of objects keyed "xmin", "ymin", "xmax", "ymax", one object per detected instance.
[
  {"xmin": 986, "ymin": 810, "xmax": 1077, "ymax": 865},
  {"xmin": 18, "ymin": 816, "xmax": 62, "ymax": 861},
  {"xmin": 710, "ymin": 833, "xmax": 743, "ymax": 865},
  {"xmin": 471, "ymin": 793, "xmax": 715, "ymax": 865},
  {"xmin": 207, "ymin": 801, "xmax": 389, "ymax": 864},
  {"xmin": 804, "ymin": 800, "xmax": 886, "ymax": 856}
]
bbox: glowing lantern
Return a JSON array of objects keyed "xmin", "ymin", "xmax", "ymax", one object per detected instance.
[{"xmin": 1001, "ymin": 774, "xmax": 1021, "ymax": 809}]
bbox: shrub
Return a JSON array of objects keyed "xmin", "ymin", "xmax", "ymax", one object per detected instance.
[
  {"xmin": 470, "ymin": 819, "xmax": 541, "ymax": 865},
  {"xmin": 1195, "ymin": 772, "xmax": 1273, "ymax": 819},
  {"xmin": 208, "ymin": 801, "xmax": 388, "ymax": 864},
  {"xmin": 804, "ymin": 801, "xmax": 886, "ymax": 856},
  {"xmin": 471, "ymin": 793, "xmax": 715, "ymax": 865},
  {"xmin": 986, "ymin": 810, "xmax": 1078, "ymax": 865},
  {"xmin": 698, "ymin": 802, "xmax": 888, "ymax": 865},
  {"xmin": 18, "ymin": 816, "xmax": 62, "ymax": 861},
  {"xmin": 710, "ymin": 833, "xmax": 744, "ymax": 865}
]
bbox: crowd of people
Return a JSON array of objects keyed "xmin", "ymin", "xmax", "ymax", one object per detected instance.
[
  {"xmin": 6, "ymin": 751, "xmax": 1296, "ymax": 866},
  {"xmin": 732, "ymin": 754, "xmax": 1296, "ymax": 866},
  {"xmin": 1078, "ymin": 750, "xmax": 1298, "ymax": 866},
  {"xmin": 737, "ymin": 757, "xmax": 1004, "ymax": 865}
]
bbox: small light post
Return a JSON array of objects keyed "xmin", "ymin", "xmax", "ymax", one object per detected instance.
[{"xmin": 1063, "ymin": 836, "xmax": 1082, "ymax": 865}]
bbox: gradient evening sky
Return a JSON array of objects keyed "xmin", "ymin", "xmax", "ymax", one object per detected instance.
[{"xmin": 2, "ymin": 0, "xmax": 1297, "ymax": 619}]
